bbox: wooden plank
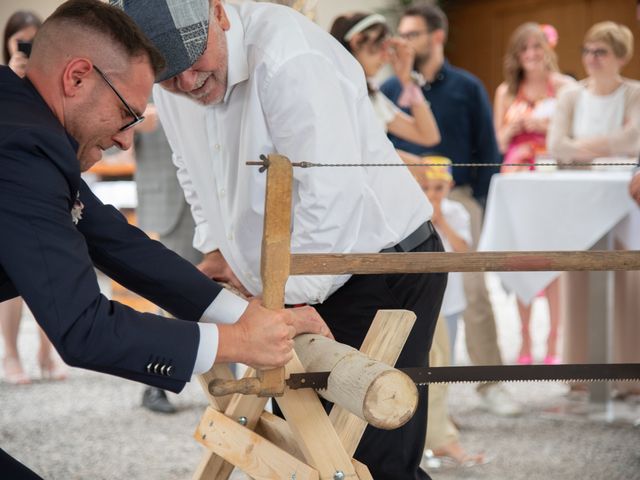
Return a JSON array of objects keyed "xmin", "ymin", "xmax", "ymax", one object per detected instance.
[
  {"xmin": 195, "ymin": 373, "xmax": 272, "ymax": 479},
  {"xmin": 351, "ymin": 459, "xmax": 373, "ymax": 480},
  {"xmin": 257, "ymin": 411, "xmax": 373, "ymax": 479},
  {"xmin": 256, "ymin": 411, "xmax": 306, "ymax": 461},
  {"xmin": 195, "ymin": 407, "xmax": 319, "ymax": 480},
  {"xmin": 193, "ymin": 364, "xmax": 239, "ymax": 480},
  {"xmin": 275, "ymin": 352, "xmax": 357, "ymax": 479},
  {"xmin": 290, "ymin": 251, "xmax": 640, "ymax": 275},
  {"xmin": 330, "ymin": 310, "xmax": 416, "ymax": 457},
  {"xmin": 257, "ymin": 154, "xmax": 293, "ymax": 397}
]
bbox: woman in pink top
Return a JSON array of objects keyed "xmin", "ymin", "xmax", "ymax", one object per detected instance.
[{"xmin": 493, "ymin": 23, "xmax": 574, "ymax": 365}]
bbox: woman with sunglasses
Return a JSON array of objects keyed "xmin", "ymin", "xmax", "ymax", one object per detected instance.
[
  {"xmin": 329, "ymin": 13, "xmax": 440, "ymax": 148},
  {"xmin": 548, "ymin": 21, "xmax": 640, "ymax": 398}
]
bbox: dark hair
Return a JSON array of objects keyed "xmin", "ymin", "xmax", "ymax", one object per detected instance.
[
  {"xmin": 329, "ymin": 13, "xmax": 389, "ymax": 55},
  {"xmin": 41, "ymin": 0, "xmax": 165, "ymax": 76},
  {"xmin": 3, "ymin": 10, "xmax": 42, "ymax": 64},
  {"xmin": 403, "ymin": 3, "xmax": 448, "ymax": 40}
]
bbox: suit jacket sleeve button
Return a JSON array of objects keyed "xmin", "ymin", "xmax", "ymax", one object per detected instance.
[
  {"xmin": 146, "ymin": 362, "xmax": 153, "ymax": 373},
  {"xmin": 166, "ymin": 366, "xmax": 174, "ymax": 377}
]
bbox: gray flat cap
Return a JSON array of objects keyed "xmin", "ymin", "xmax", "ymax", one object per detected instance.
[{"xmin": 111, "ymin": 0, "xmax": 209, "ymax": 82}]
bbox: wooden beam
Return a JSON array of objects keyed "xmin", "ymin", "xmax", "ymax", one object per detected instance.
[
  {"xmin": 195, "ymin": 407, "xmax": 319, "ymax": 480},
  {"xmin": 290, "ymin": 251, "xmax": 640, "ymax": 275},
  {"xmin": 330, "ymin": 310, "xmax": 416, "ymax": 456},
  {"xmin": 275, "ymin": 353, "xmax": 358, "ymax": 480},
  {"xmin": 257, "ymin": 154, "xmax": 293, "ymax": 397}
]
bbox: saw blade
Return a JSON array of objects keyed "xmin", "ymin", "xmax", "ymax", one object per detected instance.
[{"xmin": 285, "ymin": 363, "xmax": 640, "ymax": 390}]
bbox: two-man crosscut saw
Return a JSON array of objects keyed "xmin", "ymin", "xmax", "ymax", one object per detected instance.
[{"xmin": 284, "ymin": 363, "xmax": 640, "ymax": 390}]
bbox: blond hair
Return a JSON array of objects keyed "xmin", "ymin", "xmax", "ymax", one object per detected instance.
[
  {"xmin": 503, "ymin": 22, "xmax": 559, "ymax": 96},
  {"xmin": 584, "ymin": 21, "xmax": 634, "ymax": 63}
]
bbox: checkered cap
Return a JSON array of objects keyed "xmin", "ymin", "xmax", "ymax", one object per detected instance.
[{"xmin": 111, "ymin": 0, "xmax": 209, "ymax": 82}]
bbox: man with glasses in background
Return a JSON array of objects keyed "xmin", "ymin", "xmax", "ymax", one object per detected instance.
[
  {"xmin": 381, "ymin": 4, "xmax": 522, "ymax": 417},
  {"xmin": 0, "ymin": 1, "xmax": 330, "ymax": 476}
]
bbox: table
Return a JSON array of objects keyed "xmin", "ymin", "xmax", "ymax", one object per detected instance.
[
  {"xmin": 478, "ymin": 169, "xmax": 639, "ymax": 410},
  {"xmin": 478, "ymin": 170, "xmax": 638, "ymax": 304}
]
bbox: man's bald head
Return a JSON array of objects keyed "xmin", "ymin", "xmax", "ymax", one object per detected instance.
[{"xmin": 30, "ymin": 0, "xmax": 165, "ymax": 78}]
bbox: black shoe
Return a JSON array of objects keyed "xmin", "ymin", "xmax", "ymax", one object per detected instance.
[{"xmin": 142, "ymin": 387, "xmax": 177, "ymax": 414}]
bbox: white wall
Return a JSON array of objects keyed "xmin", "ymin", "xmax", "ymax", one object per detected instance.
[{"xmin": 0, "ymin": 1, "xmax": 60, "ymax": 31}]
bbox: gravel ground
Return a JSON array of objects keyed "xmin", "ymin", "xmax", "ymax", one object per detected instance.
[{"xmin": 2, "ymin": 274, "xmax": 639, "ymax": 479}]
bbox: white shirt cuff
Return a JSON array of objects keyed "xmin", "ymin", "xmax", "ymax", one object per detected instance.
[
  {"xmin": 193, "ymin": 323, "xmax": 218, "ymax": 375},
  {"xmin": 200, "ymin": 288, "xmax": 248, "ymax": 324}
]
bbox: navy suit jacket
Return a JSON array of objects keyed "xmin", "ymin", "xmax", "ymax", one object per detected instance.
[{"xmin": 0, "ymin": 66, "xmax": 223, "ymax": 392}]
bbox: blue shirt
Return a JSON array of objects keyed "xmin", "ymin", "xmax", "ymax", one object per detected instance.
[{"xmin": 381, "ymin": 60, "xmax": 500, "ymax": 200}]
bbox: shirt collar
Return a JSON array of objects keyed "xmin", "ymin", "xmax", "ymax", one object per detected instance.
[
  {"xmin": 222, "ymin": 4, "xmax": 249, "ymax": 103},
  {"xmin": 419, "ymin": 59, "xmax": 449, "ymax": 90}
]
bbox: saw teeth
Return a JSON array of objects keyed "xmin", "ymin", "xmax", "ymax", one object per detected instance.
[{"xmin": 414, "ymin": 378, "xmax": 639, "ymax": 386}]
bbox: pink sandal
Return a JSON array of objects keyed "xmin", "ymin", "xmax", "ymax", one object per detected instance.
[{"xmin": 517, "ymin": 354, "xmax": 533, "ymax": 365}]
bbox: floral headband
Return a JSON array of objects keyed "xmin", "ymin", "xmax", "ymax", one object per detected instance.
[{"xmin": 540, "ymin": 24, "xmax": 558, "ymax": 49}]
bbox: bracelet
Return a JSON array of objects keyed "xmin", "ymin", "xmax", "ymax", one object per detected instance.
[{"xmin": 398, "ymin": 82, "xmax": 428, "ymax": 109}]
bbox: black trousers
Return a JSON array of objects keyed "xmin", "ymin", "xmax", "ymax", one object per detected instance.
[
  {"xmin": 314, "ymin": 232, "xmax": 446, "ymax": 480},
  {"xmin": 0, "ymin": 449, "xmax": 43, "ymax": 480}
]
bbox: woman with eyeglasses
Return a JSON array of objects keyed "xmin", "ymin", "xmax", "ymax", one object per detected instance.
[
  {"xmin": 493, "ymin": 23, "xmax": 574, "ymax": 368},
  {"xmin": 2, "ymin": 10, "xmax": 67, "ymax": 384},
  {"xmin": 548, "ymin": 22, "xmax": 640, "ymax": 162},
  {"xmin": 548, "ymin": 21, "xmax": 640, "ymax": 398},
  {"xmin": 329, "ymin": 13, "xmax": 440, "ymax": 147}
]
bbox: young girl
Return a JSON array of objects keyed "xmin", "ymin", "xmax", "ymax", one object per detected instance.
[
  {"xmin": 330, "ymin": 12, "xmax": 440, "ymax": 147},
  {"xmin": 416, "ymin": 158, "xmax": 485, "ymax": 468}
]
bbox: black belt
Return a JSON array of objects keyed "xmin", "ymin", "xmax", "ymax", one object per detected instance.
[{"xmin": 381, "ymin": 221, "xmax": 436, "ymax": 253}]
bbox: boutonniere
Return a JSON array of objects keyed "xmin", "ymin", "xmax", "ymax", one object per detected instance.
[{"xmin": 71, "ymin": 192, "xmax": 84, "ymax": 225}]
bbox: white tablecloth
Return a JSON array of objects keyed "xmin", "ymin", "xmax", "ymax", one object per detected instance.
[{"xmin": 478, "ymin": 170, "xmax": 639, "ymax": 303}]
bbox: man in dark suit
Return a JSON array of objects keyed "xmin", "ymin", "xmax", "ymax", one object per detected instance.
[{"xmin": 0, "ymin": 1, "xmax": 328, "ymax": 477}]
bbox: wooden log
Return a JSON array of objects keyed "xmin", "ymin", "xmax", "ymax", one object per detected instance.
[
  {"xmin": 257, "ymin": 154, "xmax": 293, "ymax": 397},
  {"xmin": 290, "ymin": 251, "xmax": 640, "ymax": 275},
  {"xmin": 294, "ymin": 334, "xmax": 418, "ymax": 429},
  {"xmin": 329, "ymin": 310, "xmax": 416, "ymax": 456},
  {"xmin": 195, "ymin": 407, "xmax": 319, "ymax": 480}
]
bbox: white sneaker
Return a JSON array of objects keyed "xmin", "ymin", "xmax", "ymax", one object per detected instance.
[{"xmin": 478, "ymin": 384, "xmax": 522, "ymax": 417}]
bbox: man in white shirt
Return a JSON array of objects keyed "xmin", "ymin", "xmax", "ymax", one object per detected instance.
[{"xmin": 116, "ymin": 1, "xmax": 447, "ymax": 478}]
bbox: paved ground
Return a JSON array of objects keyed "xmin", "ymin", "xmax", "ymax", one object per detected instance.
[{"xmin": 1, "ymin": 274, "xmax": 639, "ymax": 479}]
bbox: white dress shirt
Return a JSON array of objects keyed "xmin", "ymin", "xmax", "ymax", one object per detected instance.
[
  {"xmin": 155, "ymin": 2, "xmax": 432, "ymax": 307},
  {"xmin": 436, "ymin": 198, "xmax": 471, "ymax": 316}
]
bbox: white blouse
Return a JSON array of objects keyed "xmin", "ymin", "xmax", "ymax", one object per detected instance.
[{"xmin": 572, "ymin": 85, "xmax": 625, "ymax": 139}]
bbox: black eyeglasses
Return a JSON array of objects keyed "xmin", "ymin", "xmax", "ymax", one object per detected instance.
[
  {"xmin": 93, "ymin": 65, "xmax": 145, "ymax": 132},
  {"xmin": 581, "ymin": 47, "xmax": 610, "ymax": 59}
]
